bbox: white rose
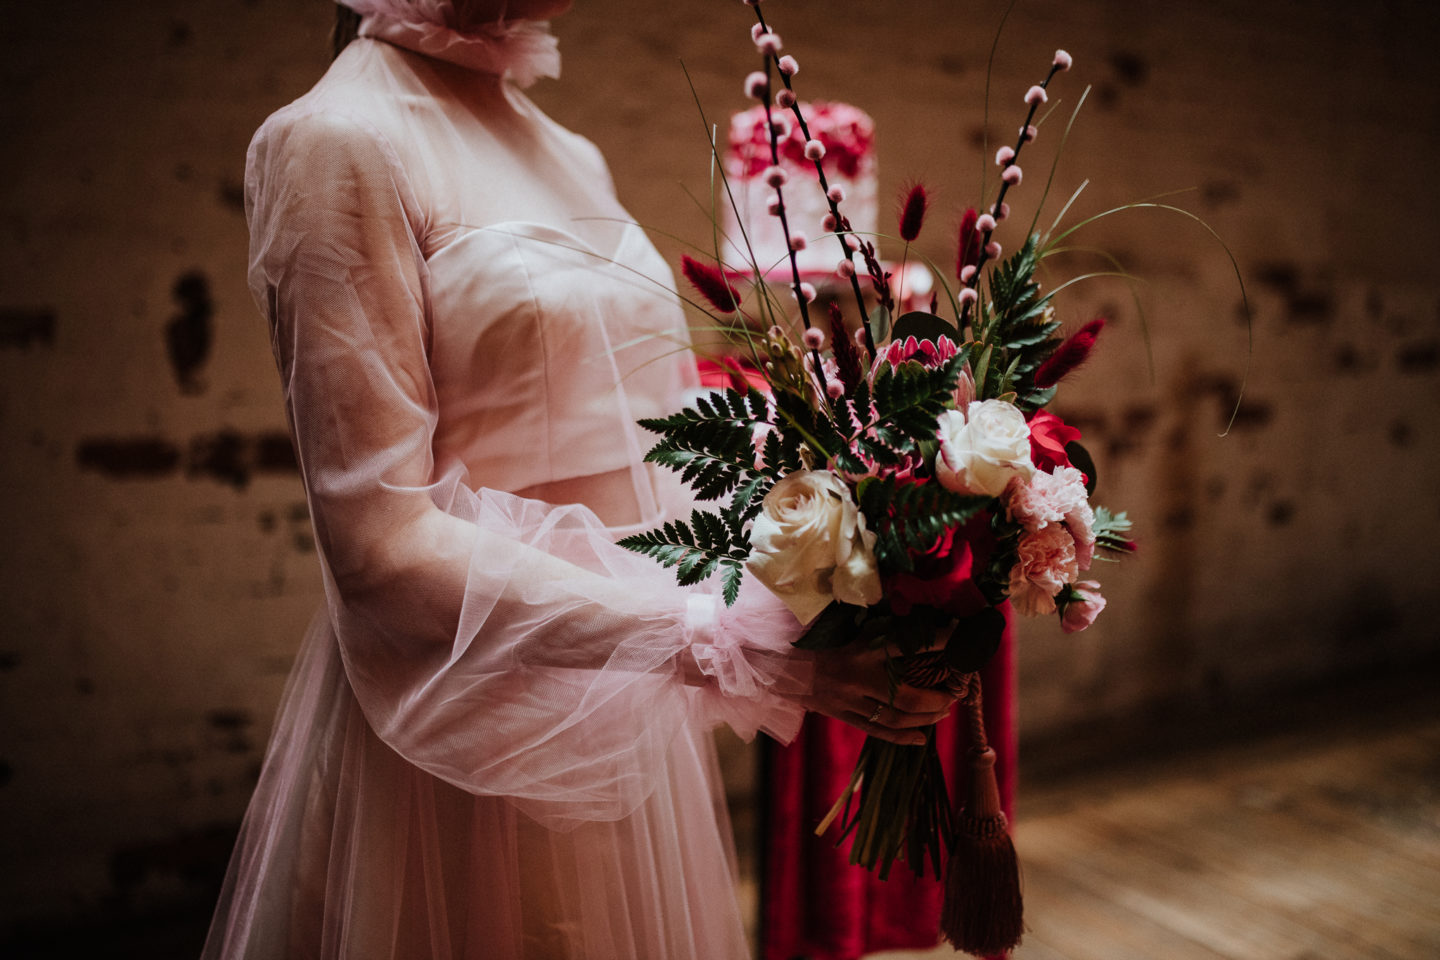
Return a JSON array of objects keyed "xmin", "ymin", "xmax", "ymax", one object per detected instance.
[
  {"xmin": 745, "ymin": 470, "xmax": 882, "ymax": 623},
  {"xmin": 935, "ymin": 400, "xmax": 1036, "ymax": 497}
]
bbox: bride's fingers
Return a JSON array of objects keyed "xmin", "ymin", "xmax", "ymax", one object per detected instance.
[
  {"xmin": 860, "ymin": 697, "xmax": 952, "ymax": 730},
  {"xmin": 841, "ymin": 709, "xmax": 929, "ymax": 746}
]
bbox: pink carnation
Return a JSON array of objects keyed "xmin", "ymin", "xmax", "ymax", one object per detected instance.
[
  {"xmin": 1008, "ymin": 524, "xmax": 1078, "ymax": 616},
  {"xmin": 1061, "ymin": 581, "xmax": 1105, "ymax": 633}
]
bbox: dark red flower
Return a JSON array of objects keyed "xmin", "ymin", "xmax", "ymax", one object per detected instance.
[
  {"xmin": 680, "ymin": 255, "xmax": 741, "ymax": 313},
  {"xmin": 1035, "ymin": 318, "xmax": 1105, "ymax": 388},
  {"xmin": 897, "ymin": 182, "xmax": 930, "ymax": 243},
  {"xmin": 886, "ymin": 510, "xmax": 994, "ymax": 618},
  {"xmin": 1027, "ymin": 410, "xmax": 1082, "ymax": 475}
]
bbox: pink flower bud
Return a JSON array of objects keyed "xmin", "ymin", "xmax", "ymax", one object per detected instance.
[
  {"xmin": 822, "ymin": 213, "xmax": 838, "ymax": 232},
  {"xmin": 767, "ymin": 197, "xmax": 782, "ymax": 216},
  {"xmin": 777, "ymin": 55, "xmax": 799, "ymax": 77},
  {"xmin": 757, "ymin": 33, "xmax": 782, "ymax": 57},
  {"xmin": 995, "ymin": 145, "xmax": 1015, "ymax": 167},
  {"xmin": 802, "ymin": 327, "xmax": 825, "ymax": 350},
  {"xmin": 1001, "ymin": 165, "xmax": 1023, "ymax": 186},
  {"xmin": 789, "ymin": 232, "xmax": 808, "ymax": 252},
  {"xmin": 959, "ymin": 264, "xmax": 977, "ymax": 284},
  {"xmin": 764, "ymin": 165, "xmax": 789, "ymax": 188},
  {"xmin": 837, "ymin": 258, "xmax": 856, "ymax": 278},
  {"xmin": 997, "ymin": 201, "xmax": 1011, "ymax": 221},
  {"xmin": 1025, "ymin": 85, "xmax": 1048, "ymax": 106},
  {"xmin": 750, "ymin": 23, "xmax": 765, "ymax": 42},
  {"xmin": 744, "ymin": 71, "xmax": 768, "ymax": 100},
  {"xmin": 797, "ymin": 282, "xmax": 817, "ymax": 303},
  {"xmin": 776, "ymin": 89, "xmax": 796, "ymax": 108},
  {"xmin": 843, "ymin": 234, "xmax": 860, "ymax": 252},
  {"xmin": 827, "ymin": 184, "xmax": 845, "ymax": 203},
  {"xmin": 804, "ymin": 139, "xmax": 826, "ymax": 161},
  {"xmin": 826, "ymin": 379, "xmax": 845, "ymax": 399},
  {"xmin": 1019, "ymin": 124, "xmax": 1038, "ymax": 143},
  {"xmin": 985, "ymin": 240, "xmax": 1002, "ymax": 258},
  {"xmin": 770, "ymin": 116, "xmax": 791, "ymax": 138},
  {"xmin": 1053, "ymin": 49, "xmax": 1073, "ymax": 71},
  {"xmin": 959, "ymin": 288, "xmax": 979, "ymax": 305},
  {"xmin": 854, "ymin": 328, "xmax": 868, "ymax": 349},
  {"xmin": 976, "ymin": 213, "xmax": 997, "ymax": 233}
]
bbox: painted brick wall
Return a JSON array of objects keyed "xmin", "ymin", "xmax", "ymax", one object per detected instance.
[{"xmin": 1, "ymin": 0, "xmax": 1436, "ymax": 933}]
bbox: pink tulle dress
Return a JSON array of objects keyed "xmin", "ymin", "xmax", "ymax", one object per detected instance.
[{"xmin": 201, "ymin": 8, "xmax": 814, "ymax": 958}]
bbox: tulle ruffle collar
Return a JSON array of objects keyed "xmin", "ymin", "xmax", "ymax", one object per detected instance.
[{"xmin": 342, "ymin": 0, "xmax": 561, "ymax": 88}]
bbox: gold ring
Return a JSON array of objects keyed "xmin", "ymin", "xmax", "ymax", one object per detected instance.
[{"xmin": 867, "ymin": 702, "xmax": 884, "ymax": 724}]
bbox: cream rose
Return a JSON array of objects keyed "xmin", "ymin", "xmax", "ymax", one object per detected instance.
[
  {"xmin": 935, "ymin": 400, "xmax": 1036, "ymax": 497},
  {"xmin": 745, "ymin": 470, "xmax": 882, "ymax": 623}
]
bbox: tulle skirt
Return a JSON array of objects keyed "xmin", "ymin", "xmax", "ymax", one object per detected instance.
[{"xmin": 202, "ymin": 611, "xmax": 753, "ymax": 960}]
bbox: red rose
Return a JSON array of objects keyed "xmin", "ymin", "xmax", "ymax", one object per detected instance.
[
  {"xmin": 886, "ymin": 512, "xmax": 994, "ymax": 618},
  {"xmin": 1027, "ymin": 410, "xmax": 1082, "ymax": 476}
]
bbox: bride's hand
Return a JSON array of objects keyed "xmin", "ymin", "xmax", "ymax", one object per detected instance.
[{"xmin": 797, "ymin": 643, "xmax": 959, "ymax": 746}]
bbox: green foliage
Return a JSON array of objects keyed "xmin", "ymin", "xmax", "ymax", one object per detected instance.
[
  {"xmin": 616, "ymin": 508, "xmax": 749, "ymax": 605},
  {"xmin": 836, "ymin": 357, "xmax": 968, "ymax": 475},
  {"xmin": 1092, "ymin": 506, "xmax": 1136, "ymax": 553},
  {"xmin": 975, "ymin": 234, "xmax": 1066, "ymax": 410},
  {"xmin": 856, "ymin": 476, "xmax": 989, "ymax": 573},
  {"xmin": 638, "ymin": 387, "xmax": 773, "ymax": 503}
]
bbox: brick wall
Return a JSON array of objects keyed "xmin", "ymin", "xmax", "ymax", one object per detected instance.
[{"xmin": 1, "ymin": 0, "xmax": 1436, "ymax": 933}]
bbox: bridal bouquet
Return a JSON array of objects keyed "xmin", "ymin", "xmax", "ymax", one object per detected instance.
[{"xmin": 621, "ymin": 3, "xmax": 1143, "ymax": 955}]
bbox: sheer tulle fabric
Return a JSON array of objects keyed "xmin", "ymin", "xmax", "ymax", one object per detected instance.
[
  {"xmin": 342, "ymin": 0, "xmax": 562, "ymax": 86},
  {"xmin": 204, "ymin": 34, "xmax": 812, "ymax": 960}
]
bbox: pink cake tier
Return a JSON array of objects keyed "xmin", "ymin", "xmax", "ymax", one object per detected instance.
[{"xmin": 721, "ymin": 101, "xmax": 877, "ymax": 277}]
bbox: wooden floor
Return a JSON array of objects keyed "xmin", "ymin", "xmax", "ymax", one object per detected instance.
[{"xmin": 868, "ymin": 704, "xmax": 1440, "ymax": 960}]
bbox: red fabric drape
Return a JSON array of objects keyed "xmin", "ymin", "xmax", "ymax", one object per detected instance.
[{"xmin": 761, "ymin": 612, "xmax": 1017, "ymax": 960}]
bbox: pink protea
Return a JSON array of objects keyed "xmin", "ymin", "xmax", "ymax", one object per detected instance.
[
  {"xmin": 1034, "ymin": 318, "xmax": 1105, "ymax": 388},
  {"xmin": 879, "ymin": 334, "xmax": 960, "ymax": 371},
  {"xmin": 680, "ymin": 255, "xmax": 741, "ymax": 313},
  {"xmin": 897, "ymin": 182, "xmax": 930, "ymax": 243}
]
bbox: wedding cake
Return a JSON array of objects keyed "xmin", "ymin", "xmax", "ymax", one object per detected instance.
[{"xmin": 721, "ymin": 101, "xmax": 877, "ymax": 276}]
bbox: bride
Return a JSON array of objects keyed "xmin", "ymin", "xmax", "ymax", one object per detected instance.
[{"xmin": 202, "ymin": 2, "xmax": 956, "ymax": 957}]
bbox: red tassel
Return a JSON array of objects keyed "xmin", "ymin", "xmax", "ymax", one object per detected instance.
[
  {"xmin": 955, "ymin": 207, "xmax": 982, "ymax": 278},
  {"xmin": 941, "ymin": 680, "xmax": 1023, "ymax": 957},
  {"xmin": 898, "ymin": 182, "xmax": 930, "ymax": 242},
  {"xmin": 1034, "ymin": 317, "xmax": 1105, "ymax": 388},
  {"xmin": 680, "ymin": 255, "xmax": 741, "ymax": 313}
]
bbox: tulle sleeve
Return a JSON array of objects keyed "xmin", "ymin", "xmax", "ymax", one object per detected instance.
[{"xmin": 244, "ymin": 109, "xmax": 813, "ymax": 829}]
